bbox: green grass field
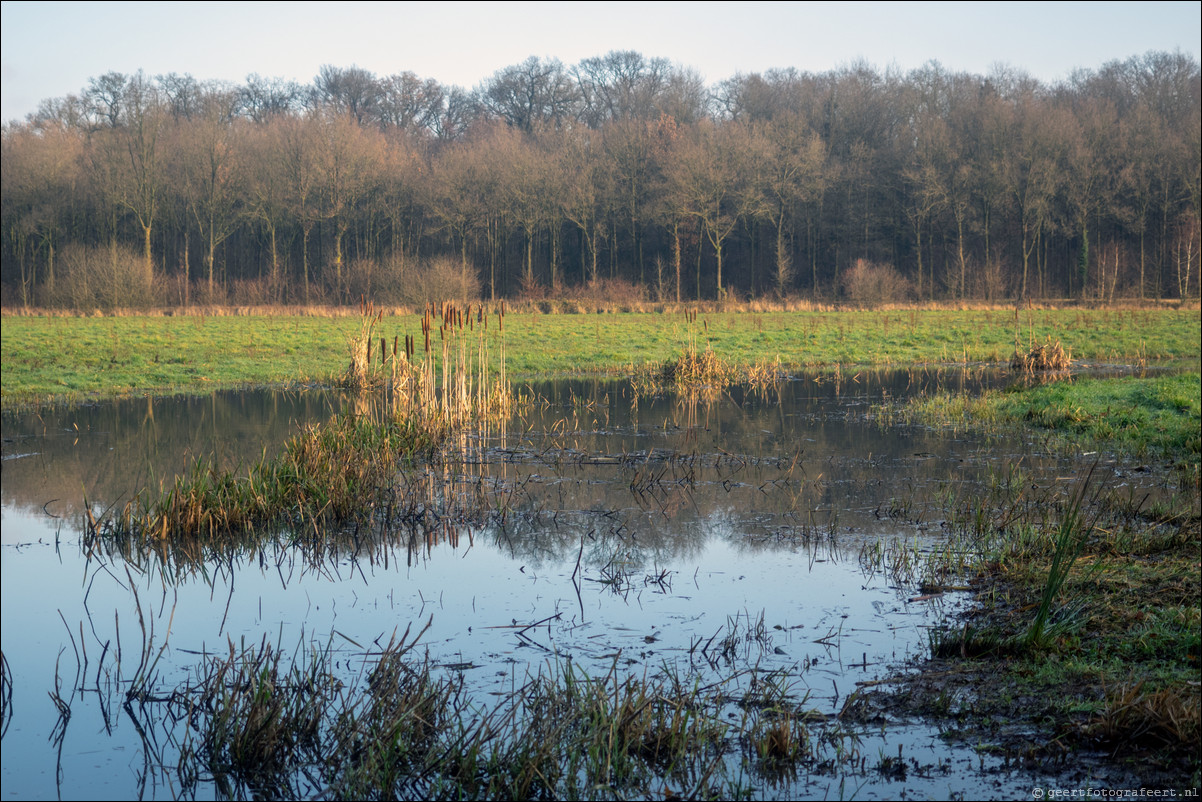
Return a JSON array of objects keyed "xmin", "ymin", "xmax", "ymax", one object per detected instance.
[
  {"xmin": 891, "ymin": 372, "xmax": 1201, "ymax": 466},
  {"xmin": 2, "ymin": 307, "xmax": 1198, "ymax": 405}
]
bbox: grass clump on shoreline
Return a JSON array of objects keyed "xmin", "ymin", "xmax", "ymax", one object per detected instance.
[{"xmin": 89, "ymin": 302, "xmax": 512, "ymax": 548}]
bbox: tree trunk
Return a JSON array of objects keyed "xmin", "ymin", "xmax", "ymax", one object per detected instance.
[{"xmin": 673, "ymin": 221, "xmax": 682, "ymax": 303}]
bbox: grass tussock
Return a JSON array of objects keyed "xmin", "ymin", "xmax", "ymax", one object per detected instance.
[
  {"xmin": 87, "ymin": 300, "xmax": 514, "ymax": 546},
  {"xmin": 150, "ymin": 626, "xmax": 848, "ymax": 800},
  {"xmin": 1011, "ymin": 336, "xmax": 1071, "ymax": 373},
  {"xmin": 98, "ymin": 408, "xmax": 449, "ymax": 546}
]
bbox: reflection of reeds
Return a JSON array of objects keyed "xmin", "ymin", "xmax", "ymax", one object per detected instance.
[{"xmin": 0, "ymin": 652, "xmax": 11, "ymax": 739}]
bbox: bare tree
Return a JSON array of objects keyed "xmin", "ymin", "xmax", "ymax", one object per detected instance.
[
  {"xmin": 753, "ymin": 115, "xmax": 827, "ymax": 295},
  {"xmin": 171, "ymin": 86, "xmax": 246, "ymax": 299},
  {"xmin": 0, "ymin": 121, "xmax": 81, "ymax": 302},
  {"xmin": 376, "ymin": 71, "xmax": 444, "ymax": 137},
  {"xmin": 318, "ymin": 114, "xmax": 387, "ymax": 301},
  {"xmin": 277, "ymin": 114, "xmax": 324, "ymax": 302},
  {"xmin": 574, "ymin": 50, "xmax": 672, "ymax": 126},
  {"xmin": 85, "ymin": 72, "xmax": 166, "ymax": 285},
  {"xmin": 556, "ymin": 126, "xmax": 610, "ymax": 286},
  {"xmin": 480, "ymin": 57, "xmax": 580, "ymax": 132},
  {"xmin": 313, "ymin": 65, "xmax": 380, "ymax": 125},
  {"xmin": 84, "ymin": 71, "xmax": 128, "ymax": 128},
  {"xmin": 157, "ymin": 72, "xmax": 204, "ymax": 122},
  {"xmin": 238, "ymin": 74, "xmax": 303, "ymax": 122},
  {"xmin": 1005, "ymin": 96, "xmax": 1066, "ymax": 298},
  {"xmin": 667, "ymin": 120, "xmax": 760, "ymax": 298}
]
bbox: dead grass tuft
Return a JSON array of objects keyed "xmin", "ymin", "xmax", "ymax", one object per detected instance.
[
  {"xmin": 1087, "ymin": 681, "xmax": 1201, "ymax": 751},
  {"xmin": 1011, "ymin": 337, "xmax": 1071, "ymax": 373}
]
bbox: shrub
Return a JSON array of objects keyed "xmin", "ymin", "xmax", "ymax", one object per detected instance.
[
  {"xmin": 561, "ymin": 277, "xmax": 648, "ymax": 309},
  {"xmin": 347, "ymin": 255, "xmax": 479, "ymax": 307},
  {"xmin": 42, "ymin": 243, "xmax": 155, "ymax": 310},
  {"xmin": 841, "ymin": 259, "xmax": 914, "ymax": 307}
]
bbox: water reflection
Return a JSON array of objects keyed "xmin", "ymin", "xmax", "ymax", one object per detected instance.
[{"xmin": 0, "ymin": 369, "xmax": 1168, "ymax": 800}]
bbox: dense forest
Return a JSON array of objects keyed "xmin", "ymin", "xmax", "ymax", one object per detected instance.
[{"xmin": 2, "ymin": 50, "xmax": 1199, "ymax": 309}]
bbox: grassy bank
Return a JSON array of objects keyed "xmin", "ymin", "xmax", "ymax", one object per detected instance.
[
  {"xmin": 3, "ymin": 306, "xmax": 1198, "ymax": 405},
  {"xmin": 887, "ymin": 372, "xmax": 1201, "ymax": 473},
  {"xmin": 865, "ymin": 373, "xmax": 1202, "ymax": 785},
  {"xmin": 862, "ymin": 474, "xmax": 1201, "ymax": 786}
]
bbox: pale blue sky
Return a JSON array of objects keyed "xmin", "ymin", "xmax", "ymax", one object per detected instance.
[{"xmin": 2, "ymin": 1, "xmax": 1199, "ymax": 123}]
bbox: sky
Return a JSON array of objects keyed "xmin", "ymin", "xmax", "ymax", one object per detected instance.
[{"xmin": 2, "ymin": 0, "xmax": 1199, "ymax": 123}]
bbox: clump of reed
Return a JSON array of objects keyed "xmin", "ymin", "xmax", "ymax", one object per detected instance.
[
  {"xmin": 1010, "ymin": 308, "xmax": 1071, "ymax": 374},
  {"xmin": 1009, "ymin": 302, "xmax": 1072, "ymax": 373},
  {"xmin": 661, "ymin": 346, "xmax": 738, "ymax": 389},
  {"xmin": 346, "ymin": 299, "xmax": 512, "ymax": 428},
  {"xmin": 739, "ymin": 673, "xmax": 814, "ymax": 774},
  {"xmin": 1086, "ymin": 680, "xmax": 1201, "ymax": 752},
  {"xmin": 189, "ymin": 636, "xmax": 327, "ymax": 790},
  {"xmin": 344, "ymin": 299, "xmax": 385, "ymax": 388}
]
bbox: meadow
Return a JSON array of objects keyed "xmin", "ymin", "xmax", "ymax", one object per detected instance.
[{"xmin": 2, "ymin": 305, "xmax": 1198, "ymax": 405}]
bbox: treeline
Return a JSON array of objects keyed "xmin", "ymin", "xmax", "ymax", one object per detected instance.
[{"xmin": 2, "ymin": 50, "xmax": 1199, "ymax": 309}]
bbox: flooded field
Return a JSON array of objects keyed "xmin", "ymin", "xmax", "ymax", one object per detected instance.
[{"xmin": 0, "ymin": 369, "xmax": 1174, "ymax": 799}]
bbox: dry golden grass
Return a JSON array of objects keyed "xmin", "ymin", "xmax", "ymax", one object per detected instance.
[
  {"xmin": 1010, "ymin": 337, "xmax": 1072, "ymax": 372},
  {"xmin": 6, "ymin": 296, "xmax": 1197, "ymax": 319},
  {"xmin": 1087, "ymin": 681, "xmax": 1201, "ymax": 751}
]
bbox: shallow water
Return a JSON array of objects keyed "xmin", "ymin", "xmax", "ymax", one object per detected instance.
[{"xmin": 0, "ymin": 370, "xmax": 1166, "ymax": 799}]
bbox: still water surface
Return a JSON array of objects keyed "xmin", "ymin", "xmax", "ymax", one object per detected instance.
[{"xmin": 0, "ymin": 370, "xmax": 1158, "ymax": 799}]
